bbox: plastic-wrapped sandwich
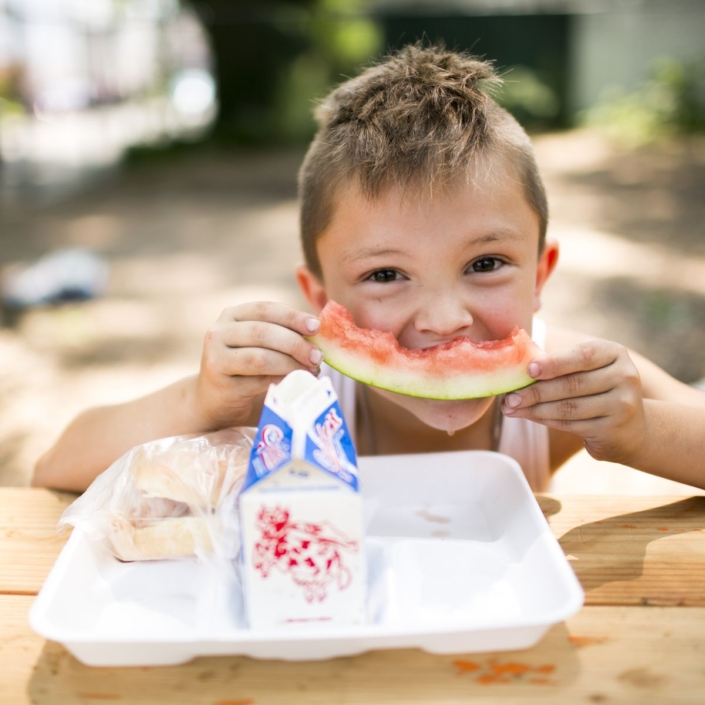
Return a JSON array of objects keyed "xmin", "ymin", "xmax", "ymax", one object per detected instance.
[{"xmin": 59, "ymin": 427, "xmax": 255, "ymax": 562}]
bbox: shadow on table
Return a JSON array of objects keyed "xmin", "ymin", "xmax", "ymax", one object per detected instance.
[
  {"xmin": 28, "ymin": 622, "xmax": 583, "ymax": 703},
  {"xmin": 553, "ymin": 497, "xmax": 705, "ymax": 606},
  {"xmin": 536, "ymin": 495, "xmax": 562, "ymax": 520}
]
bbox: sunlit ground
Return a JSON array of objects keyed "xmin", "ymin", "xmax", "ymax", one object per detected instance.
[{"xmin": 1, "ymin": 130, "xmax": 704, "ymax": 493}]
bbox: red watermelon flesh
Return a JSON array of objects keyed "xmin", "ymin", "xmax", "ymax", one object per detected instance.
[{"xmin": 307, "ymin": 301, "xmax": 541, "ymax": 400}]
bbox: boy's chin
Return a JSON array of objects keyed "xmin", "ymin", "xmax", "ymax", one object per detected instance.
[{"xmin": 382, "ymin": 392, "xmax": 495, "ymax": 435}]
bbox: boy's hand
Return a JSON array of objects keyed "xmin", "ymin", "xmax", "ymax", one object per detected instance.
[
  {"xmin": 195, "ymin": 302, "xmax": 322, "ymax": 429},
  {"xmin": 501, "ymin": 340, "xmax": 646, "ymax": 464}
]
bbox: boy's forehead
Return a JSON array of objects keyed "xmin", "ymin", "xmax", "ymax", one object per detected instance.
[
  {"xmin": 316, "ymin": 164, "xmax": 540, "ymax": 268},
  {"xmin": 325, "ymin": 157, "xmax": 532, "ymax": 230},
  {"xmin": 338, "ymin": 150, "xmax": 523, "ymax": 202}
]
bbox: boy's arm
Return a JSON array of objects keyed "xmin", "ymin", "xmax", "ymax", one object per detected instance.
[
  {"xmin": 605, "ymin": 348, "xmax": 705, "ymax": 487},
  {"xmin": 502, "ymin": 325, "xmax": 705, "ymax": 489},
  {"xmin": 32, "ymin": 302, "xmax": 322, "ymax": 493},
  {"xmin": 632, "ymin": 399, "xmax": 705, "ymax": 488},
  {"xmin": 32, "ymin": 376, "xmax": 223, "ymax": 492}
]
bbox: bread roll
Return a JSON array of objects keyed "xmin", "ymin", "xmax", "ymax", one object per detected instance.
[
  {"xmin": 129, "ymin": 449, "xmax": 206, "ymax": 507},
  {"xmin": 107, "ymin": 514, "xmax": 213, "ymax": 562},
  {"xmin": 129, "ymin": 442, "xmax": 250, "ymax": 509},
  {"xmin": 105, "ymin": 427, "xmax": 254, "ymax": 561}
]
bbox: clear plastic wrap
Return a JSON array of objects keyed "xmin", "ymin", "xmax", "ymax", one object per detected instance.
[{"xmin": 59, "ymin": 427, "xmax": 256, "ymax": 564}]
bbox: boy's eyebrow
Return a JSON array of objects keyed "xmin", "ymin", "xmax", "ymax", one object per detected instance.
[
  {"xmin": 473, "ymin": 230, "xmax": 524, "ymax": 245},
  {"xmin": 345, "ymin": 230, "xmax": 523, "ymax": 262},
  {"xmin": 342, "ymin": 247, "xmax": 407, "ymax": 263}
]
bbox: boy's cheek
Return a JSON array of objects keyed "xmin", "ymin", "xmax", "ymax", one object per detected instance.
[{"xmin": 341, "ymin": 299, "xmax": 408, "ymax": 336}]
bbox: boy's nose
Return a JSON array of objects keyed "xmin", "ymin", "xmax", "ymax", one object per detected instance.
[{"xmin": 413, "ymin": 295, "xmax": 474, "ymax": 338}]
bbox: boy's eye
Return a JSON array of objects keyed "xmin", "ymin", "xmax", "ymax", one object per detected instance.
[
  {"xmin": 469, "ymin": 257, "xmax": 503, "ymax": 273},
  {"xmin": 366, "ymin": 269, "xmax": 401, "ymax": 283}
]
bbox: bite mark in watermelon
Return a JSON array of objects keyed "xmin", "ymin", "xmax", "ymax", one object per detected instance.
[{"xmin": 307, "ymin": 301, "xmax": 541, "ymax": 400}]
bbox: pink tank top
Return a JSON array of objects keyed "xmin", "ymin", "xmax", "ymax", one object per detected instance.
[{"xmin": 321, "ymin": 319, "xmax": 551, "ymax": 492}]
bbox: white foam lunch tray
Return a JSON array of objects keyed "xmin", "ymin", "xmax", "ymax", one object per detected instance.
[{"xmin": 30, "ymin": 451, "xmax": 583, "ymax": 666}]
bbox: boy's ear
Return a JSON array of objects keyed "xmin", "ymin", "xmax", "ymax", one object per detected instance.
[
  {"xmin": 534, "ymin": 238, "xmax": 559, "ymax": 313},
  {"xmin": 295, "ymin": 264, "xmax": 329, "ymax": 313}
]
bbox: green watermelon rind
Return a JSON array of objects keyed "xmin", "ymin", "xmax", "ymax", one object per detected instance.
[
  {"xmin": 317, "ymin": 345, "xmax": 536, "ymax": 399},
  {"xmin": 307, "ymin": 302, "xmax": 541, "ymax": 401}
]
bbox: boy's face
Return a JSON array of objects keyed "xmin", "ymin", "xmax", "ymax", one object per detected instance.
[{"xmin": 297, "ymin": 161, "xmax": 558, "ymax": 434}]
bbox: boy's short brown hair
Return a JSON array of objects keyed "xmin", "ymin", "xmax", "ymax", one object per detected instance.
[{"xmin": 298, "ymin": 43, "xmax": 549, "ymax": 280}]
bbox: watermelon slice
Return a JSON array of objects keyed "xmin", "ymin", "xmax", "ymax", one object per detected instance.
[{"xmin": 307, "ymin": 301, "xmax": 541, "ymax": 400}]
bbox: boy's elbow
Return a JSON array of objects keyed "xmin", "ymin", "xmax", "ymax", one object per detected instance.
[
  {"xmin": 31, "ymin": 450, "xmax": 55, "ymax": 488},
  {"xmin": 31, "ymin": 449, "xmax": 83, "ymax": 492}
]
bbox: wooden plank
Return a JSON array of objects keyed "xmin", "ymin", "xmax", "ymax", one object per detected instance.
[
  {"xmin": 536, "ymin": 495, "xmax": 705, "ymax": 606},
  {"xmin": 3, "ymin": 596, "xmax": 705, "ymax": 705},
  {"xmin": 0, "ymin": 489, "xmax": 74, "ymax": 595}
]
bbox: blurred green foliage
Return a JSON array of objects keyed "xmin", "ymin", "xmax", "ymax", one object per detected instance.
[
  {"xmin": 274, "ymin": 0, "xmax": 382, "ymax": 141},
  {"xmin": 191, "ymin": 0, "xmax": 382, "ymax": 146},
  {"xmin": 133, "ymin": 2, "xmax": 576, "ymax": 151},
  {"xmin": 495, "ymin": 65, "xmax": 560, "ymax": 131},
  {"xmin": 582, "ymin": 57, "xmax": 705, "ymax": 147},
  {"xmin": 0, "ymin": 67, "xmax": 26, "ymax": 121}
]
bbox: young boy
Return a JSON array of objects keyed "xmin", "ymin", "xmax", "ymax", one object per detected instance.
[{"xmin": 32, "ymin": 44, "xmax": 705, "ymax": 493}]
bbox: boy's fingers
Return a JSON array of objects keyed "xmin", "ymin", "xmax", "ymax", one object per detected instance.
[
  {"xmin": 219, "ymin": 347, "xmax": 318, "ymax": 378},
  {"xmin": 528, "ymin": 340, "xmax": 621, "ymax": 381},
  {"xmin": 218, "ymin": 301, "xmax": 319, "ymax": 336},
  {"xmin": 219, "ymin": 374, "xmax": 288, "ymax": 399},
  {"xmin": 217, "ymin": 320, "xmax": 322, "ymax": 368},
  {"xmin": 508, "ymin": 366, "xmax": 614, "ymax": 409},
  {"xmin": 505, "ymin": 393, "xmax": 611, "ymax": 422}
]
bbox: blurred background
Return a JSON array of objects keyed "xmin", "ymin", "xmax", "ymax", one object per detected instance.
[{"xmin": 1, "ymin": 0, "xmax": 704, "ymax": 491}]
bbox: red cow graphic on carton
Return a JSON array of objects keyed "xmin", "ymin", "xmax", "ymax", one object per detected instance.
[{"xmin": 253, "ymin": 505, "xmax": 359, "ymax": 603}]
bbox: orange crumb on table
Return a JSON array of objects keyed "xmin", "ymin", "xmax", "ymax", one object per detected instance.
[
  {"xmin": 569, "ymin": 635, "xmax": 609, "ymax": 648},
  {"xmin": 490, "ymin": 662, "xmax": 533, "ymax": 676},
  {"xmin": 455, "ymin": 659, "xmax": 558, "ymax": 685},
  {"xmin": 453, "ymin": 660, "xmax": 481, "ymax": 673}
]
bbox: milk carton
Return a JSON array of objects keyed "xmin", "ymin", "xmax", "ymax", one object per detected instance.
[{"xmin": 239, "ymin": 370, "xmax": 365, "ymax": 630}]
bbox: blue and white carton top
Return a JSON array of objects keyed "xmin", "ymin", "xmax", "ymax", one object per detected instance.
[{"xmin": 242, "ymin": 370, "xmax": 359, "ymax": 493}]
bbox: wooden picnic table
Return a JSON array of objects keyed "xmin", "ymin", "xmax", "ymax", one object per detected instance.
[{"xmin": 1, "ymin": 487, "xmax": 704, "ymax": 704}]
